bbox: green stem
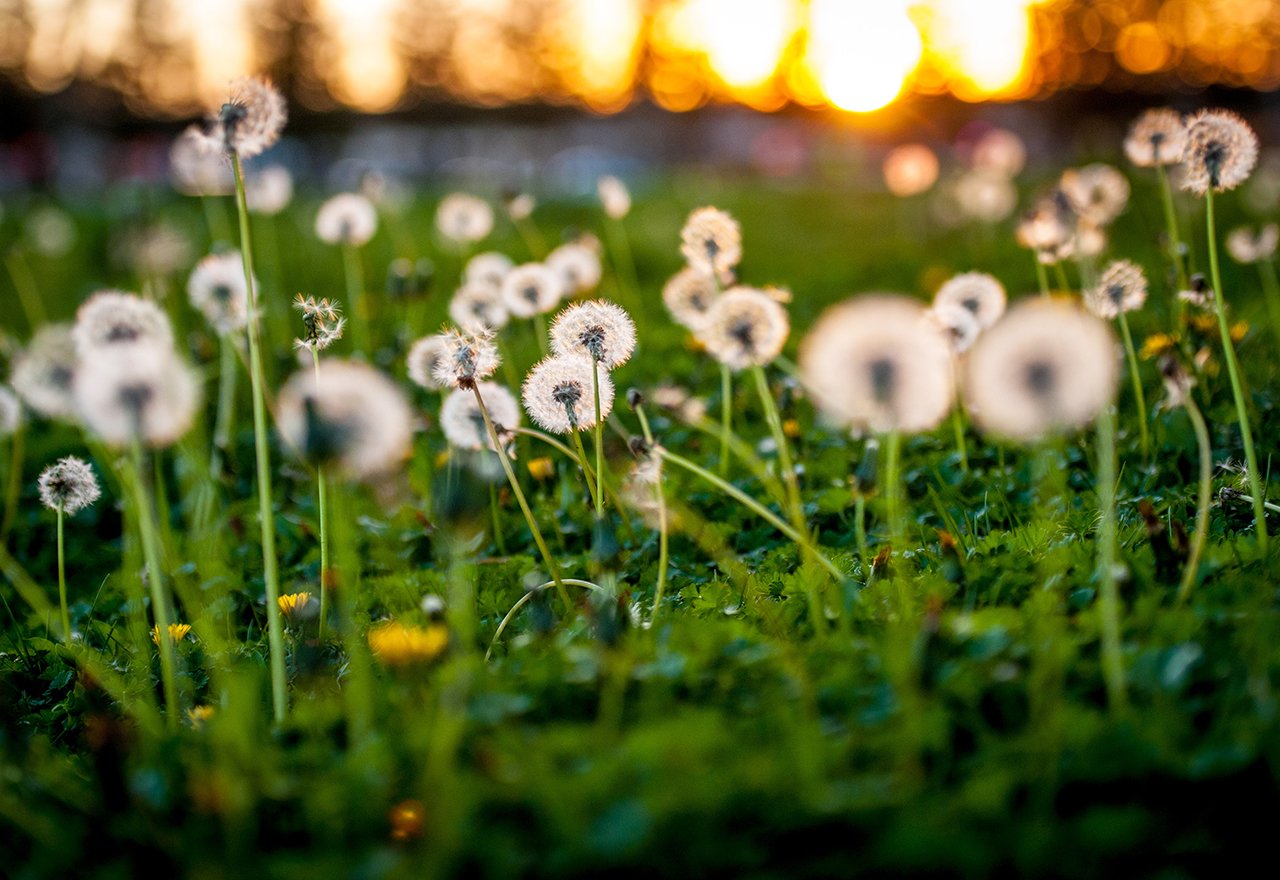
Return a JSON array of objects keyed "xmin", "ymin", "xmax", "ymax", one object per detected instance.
[
  {"xmin": 311, "ymin": 353, "xmax": 330, "ymax": 641},
  {"xmin": 1095, "ymin": 406, "xmax": 1126, "ymax": 711},
  {"xmin": 200, "ymin": 195, "xmax": 233, "ymax": 245},
  {"xmin": 1116, "ymin": 311, "xmax": 1151, "ymax": 460},
  {"xmin": 1176, "ymin": 395, "xmax": 1212, "ymax": 605},
  {"xmin": 342, "ymin": 243, "xmax": 370, "ymax": 356},
  {"xmin": 1156, "ymin": 164, "xmax": 1190, "ymax": 294},
  {"xmin": 950, "ymin": 407, "xmax": 969, "ymax": 473},
  {"xmin": 1052, "ymin": 260, "xmax": 1071, "ymax": 294},
  {"xmin": 1, "ymin": 426, "xmax": 23, "ymax": 541},
  {"xmin": 751, "ymin": 365, "xmax": 805, "ymax": 534},
  {"xmin": 470, "ymin": 384, "xmax": 570, "ymax": 609},
  {"xmin": 1034, "ymin": 254, "xmax": 1051, "ymax": 297},
  {"xmin": 1205, "ymin": 188, "xmax": 1268, "ymax": 552},
  {"xmin": 485, "ymin": 579, "xmax": 602, "ymax": 661},
  {"xmin": 231, "ymin": 153, "xmax": 288, "ymax": 723},
  {"xmin": 56, "ymin": 506, "xmax": 69, "ymax": 642},
  {"xmin": 1256, "ymin": 259, "xmax": 1280, "ymax": 352},
  {"xmin": 4, "ymin": 249, "xmax": 46, "ymax": 333},
  {"xmin": 570, "ymin": 429, "xmax": 602, "ymax": 512},
  {"xmin": 488, "ymin": 481, "xmax": 507, "ymax": 556},
  {"xmin": 634, "ymin": 406, "xmax": 670, "ymax": 625},
  {"xmin": 211, "ymin": 336, "xmax": 237, "ymax": 479},
  {"xmin": 719, "ymin": 363, "xmax": 733, "ymax": 478},
  {"xmin": 533, "ymin": 312, "xmax": 550, "ymax": 357},
  {"xmin": 606, "ymin": 218, "xmax": 641, "ymax": 306},
  {"xmin": 591, "ymin": 357, "xmax": 605, "ymax": 518},
  {"xmin": 883, "ymin": 430, "xmax": 904, "ymax": 548}
]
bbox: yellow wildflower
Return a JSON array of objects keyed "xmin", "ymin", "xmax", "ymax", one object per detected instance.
[
  {"xmin": 187, "ymin": 705, "xmax": 215, "ymax": 727},
  {"xmin": 151, "ymin": 622, "xmax": 192, "ymax": 645},
  {"xmin": 1230, "ymin": 320, "xmax": 1248, "ymax": 342},
  {"xmin": 389, "ymin": 799, "xmax": 426, "ymax": 842},
  {"xmin": 367, "ymin": 621, "xmax": 448, "ymax": 666},
  {"xmin": 278, "ymin": 591, "xmax": 314, "ymax": 619},
  {"xmin": 1140, "ymin": 333, "xmax": 1176, "ymax": 360},
  {"xmin": 527, "ymin": 456, "xmax": 555, "ymax": 481},
  {"xmin": 783, "ymin": 418, "xmax": 801, "ymax": 439}
]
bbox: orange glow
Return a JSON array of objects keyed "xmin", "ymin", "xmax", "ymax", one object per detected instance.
[
  {"xmin": 805, "ymin": 0, "xmax": 922, "ymax": 112},
  {"xmin": 920, "ymin": 0, "xmax": 1035, "ymax": 100},
  {"xmin": 316, "ymin": 0, "xmax": 406, "ymax": 112}
]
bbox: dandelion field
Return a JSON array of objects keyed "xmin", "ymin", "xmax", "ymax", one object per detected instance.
[{"xmin": 3, "ymin": 100, "xmax": 1280, "ymax": 877}]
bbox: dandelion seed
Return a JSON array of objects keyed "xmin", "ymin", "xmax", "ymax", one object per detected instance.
[
  {"xmin": 245, "ymin": 164, "xmax": 294, "ymax": 215},
  {"xmin": 441, "ymin": 381, "xmax": 521, "ymax": 454},
  {"xmin": 933, "ymin": 272, "xmax": 1006, "ymax": 329},
  {"xmin": 169, "ymin": 126, "xmax": 233, "ymax": 197},
  {"xmin": 315, "ymin": 193, "xmax": 378, "ymax": 247},
  {"xmin": 1124, "ymin": 108, "xmax": 1187, "ymax": 167},
  {"xmin": 549, "ymin": 300, "xmax": 636, "ymax": 368},
  {"xmin": 293, "ymin": 295, "xmax": 345, "ymax": 352},
  {"xmin": 74, "ymin": 344, "xmax": 201, "ymax": 448},
  {"xmin": 37, "ymin": 456, "xmax": 100, "ymax": 515},
  {"xmin": 406, "ymin": 334, "xmax": 451, "ymax": 391},
  {"xmin": 368, "ymin": 621, "xmax": 448, "ymax": 666},
  {"xmin": 73, "ymin": 291, "xmax": 174, "ymax": 357},
  {"xmin": 276, "ymin": 359, "xmax": 413, "ymax": 481},
  {"xmin": 1180, "ymin": 109, "xmax": 1259, "ymax": 195},
  {"xmin": 432, "ymin": 328, "xmax": 501, "ymax": 390},
  {"xmin": 448, "ymin": 281, "xmax": 509, "ymax": 332},
  {"xmin": 188, "ymin": 252, "xmax": 252, "ymax": 335},
  {"xmin": 1085, "ymin": 259, "xmax": 1148, "ymax": 319},
  {"xmin": 883, "ymin": 144, "xmax": 939, "ymax": 197},
  {"xmin": 1060, "ymin": 164, "xmax": 1131, "ymax": 225},
  {"xmin": 208, "ymin": 77, "xmax": 287, "ymax": 159},
  {"xmin": 680, "ymin": 207, "xmax": 742, "ymax": 284},
  {"xmin": 597, "ymin": 175, "xmax": 632, "ymax": 219},
  {"xmin": 464, "ymin": 251, "xmax": 515, "ymax": 289},
  {"xmin": 522, "ymin": 354, "xmax": 615, "ymax": 435},
  {"xmin": 0, "ymin": 385, "xmax": 20, "ymax": 437},
  {"xmin": 10, "ymin": 325, "xmax": 79, "ymax": 421},
  {"xmin": 1225, "ymin": 224, "xmax": 1279, "ymax": 264},
  {"xmin": 696, "ymin": 286, "xmax": 789, "ymax": 372},
  {"xmin": 436, "ymin": 193, "xmax": 493, "ymax": 244},
  {"xmin": 500, "ymin": 263, "xmax": 564, "ymax": 318},
  {"xmin": 546, "ymin": 241, "xmax": 603, "ymax": 296},
  {"xmin": 963, "ymin": 299, "xmax": 1119, "ymax": 442},
  {"xmin": 662, "ymin": 266, "xmax": 720, "ymax": 330},
  {"xmin": 800, "ymin": 295, "xmax": 955, "ymax": 434},
  {"xmin": 151, "ymin": 622, "xmax": 192, "ymax": 645}
]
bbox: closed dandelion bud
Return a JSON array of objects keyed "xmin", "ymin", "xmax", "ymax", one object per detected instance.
[
  {"xmin": 440, "ymin": 382, "xmax": 520, "ymax": 454},
  {"xmin": 1124, "ymin": 108, "xmax": 1187, "ymax": 167},
  {"xmin": 501, "ymin": 263, "xmax": 564, "ymax": 318},
  {"xmin": 1084, "ymin": 259, "xmax": 1148, "ymax": 319},
  {"xmin": 406, "ymin": 334, "xmax": 450, "ymax": 391},
  {"xmin": 932, "ymin": 272, "xmax": 1006, "ymax": 330},
  {"xmin": 546, "ymin": 241, "xmax": 603, "ymax": 296},
  {"xmin": 209, "ymin": 77, "xmax": 287, "ymax": 159},
  {"xmin": 276, "ymin": 359, "xmax": 413, "ymax": 482},
  {"xmin": 464, "ymin": 251, "xmax": 515, "ymax": 289},
  {"xmin": 449, "ymin": 281, "xmax": 509, "ymax": 332},
  {"xmin": 38, "ymin": 456, "xmax": 101, "ymax": 514},
  {"xmin": 626, "ymin": 387, "xmax": 643, "ymax": 410},
  {"xmin": 1181, "ymin": 109, "xmax": 1259, "ymax": 195},
  {"xmin": 436, "ymin": 193, "xmax": 493, "ymax": 244},
  {"xmin": 549, "ymin": 300, "xmax": 636, "ymax": 368},
  {"xmin": 74, "ymin": 345, "xmax": 200, "ymax": 448},
  {"xmin": 10, "ymin": 325, "xmax": 79, "ymax": 421},
  {"xmin": 315, "ymin": 193, "xmax": 378, "ymax": 247},
  {"xmin": 432, "ymin": 329, "xmax": 501, "ymax": 390},
  {"xmin": 522, "ymin": 355, "xmax": 614, "ymax": 435},
  {"xmin": 188, "ymin": 252, "xmax": 253, "ymax": 335},
  {"xmin": 73, "ymin": 291, "xmax": 174, "ymax": 358},
  {"xmin": 697, "ymin": 286, "xmax": 789, "ymax": 372}
]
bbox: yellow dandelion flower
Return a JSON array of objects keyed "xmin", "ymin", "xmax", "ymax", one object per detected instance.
[
  {"xmin": 389, "ymin": 799, "xmax": 426, "ymax": 842},
  {"xmin": 278, "ymin": 592, "xmax": 314, "ymax": 619},
  {"xmin": 151, "ymin": 622, "xmax": 192, "ymax": 645},
  {"xmin": 527, "ymin": 456, "xmax": 555, "ymax": 481},
  {"xmin": 368, "ymin": 621, "xmax": 449, "ymax": 666},
  {"xmin": 1230, "ymin": 321, "xmax": 1248, "ymax": 342},
  {"xmin": 783, "ymin": 418, "xmax": 801, "ymax": 439},
  {"xmin": 1140, "ymin": 333, "xmax": 1177, "ymax": 360},
  {"xmin": 187, "ymin": 705, "xmax": 215, "ymax": 727}
]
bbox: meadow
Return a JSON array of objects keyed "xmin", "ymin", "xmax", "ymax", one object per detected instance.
[{"xmin": 2, "ymin": 95, "xmax": 1279, "ymax": 877}]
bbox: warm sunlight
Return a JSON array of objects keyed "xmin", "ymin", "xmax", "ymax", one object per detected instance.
[{"xmin": 805, "ymin": 0, "xmax": 924, "ymax": 113}]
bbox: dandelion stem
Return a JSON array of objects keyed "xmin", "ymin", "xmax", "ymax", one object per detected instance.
[
  {"xmin": 1116, "ymin": 311, "xmax": 1151, "ymax": 460},
  {"xmin": 719, "ymin": 363, "xmax": 733, "ymax": 478},
  {"xmin": 1256, "ymin": 259, "xmax": 1280, "ymax": 351},
  {"xmin": 570, "ymin": 429, "xmax": 602, "ymax": 512},
  {"xmin": 514, "ymin": 217, "xmax": 547, "ymax": 260},
  {"xmin": 469, "ymin": 384, "xmax": 570, "ymax": 609},
  {"xmin": 1, "ymin": 425, "xmax": 23, "ymax": 541},
  {"xmin": 591, "ymin": 357, "xmax": 605, "ymax": 518},
  {"xmin": 485, "ymin": 579, "xmax": 603, "ymax": 662},
  {"xmin": 3, "ymin": 249, "xmax": 45, "ymax": 334},
  {"xmin": 635, "ymin": 404, "xmax": 670, "ymax": 624},
  {"xmin": 200, "ymin": 195, "xmax": 233, "ymax": 246},
  {"xmin": 1052, "ymin": 260, "xmax": 1071, "ymax": 294},
  {"xmin": 950, "ymin": 407, "xmax": 969, "ymax": 473},
  {"xmin": 1156, "ymin": 164, "xmax": 1190, "ymax": 295},
  {"xmin": 1095, "ymin": 406, "xmax": 1127, "ymax": 711},
  {"xmin": 1034, "ymin": 255, "xmax": 1051, "ymax": 298},
  {"xmin": 56, "ymin": 506, "xmax": 69, "ymax": 643},
  {"xmin": 751, "ymin": 365, "xmax": 805, "ymax": 534},
  {"xmin": 532, "ymin": 312, "xmax": 550, "ymax": 357},
  {"xmin": 311, "ymin": 351, "xmax": 330, "ymax": 641},
  {"xmin": 211, "ymin": 335, "xmax": 237, "ymax": 478},
  {"xmin": 488, "ymin": 481, "xmax": 507, "ymax": 556},
  {"xmin": 882, "ymin": 430, "xmax": 904, "ymax": 548},
  {"xmin": 606, "ymin": 218, "xmax": 640, "ymax": 306},
  {"xmin": 1176, "ymin": 394, "xmax": 1213, "ymax": 605},
  {"xmin": 342, "ymin": 243, "xmax": 370, "ymax": 356},
  {"xmin": 231, "ymin": 152, "xmax": 288, "ymax": 723},
  {"xmin": 1205, "ymin": 187, "xmax": 1268, "ymax": 552}
]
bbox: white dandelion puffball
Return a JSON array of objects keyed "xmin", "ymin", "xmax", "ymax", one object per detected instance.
[
  {"xmin": 506, "ymin": 193, "xmax": 535, "ymax": 221},
  {"xmin": 1084, "ymin": 259, "xmax": 1148, "ymax": 320},
  {"xmin": 1124, "ymin": 108, "xmax": 1187, "ymax": 168},
  {"xmin": 963, "ymin": 299, "xmax": 1119, "ymax": 442},
  {"xmin": 597, "ymin": 174, "xmax": 632, "ymax": 219},
  {"xmin": 436, "ymin": 193, "xmax": 494, "ymax": 244},
  {"xmin": 680, "ymin": 206, "xmax": 742, "ymax": 283},
  {"xmin": 1226, "ymin": 224, "xmax": 1279, "ymax": 264},
  {"xmin": 883, "ymin": 144, "xmax": 940, "ymax": 197},
  {"xmin": 501, "ymin": 262, "xmax": 564, "ymax": 319},
  {"xmin": 546, "ymin": 241, "xmax": 603, "ymax": 296},
  {"xmin": 406, "ymin": 334, "xmax": 451, "ymax": 391},
  {"xmin": 956, "ymin": 171, "xmax": 1018, "ymax": 224},
  {"xmin": 522, "ymin": 354, "xmax": 615, "ymax": 435},
  {"xmin": 10, "ymin": 325, "xmax": 79, "ymax": 421},
  {"xmin": 315, "ymin": 193, "xmax": 378, "ymax": 247},
  {"xmin": 432, "ymin": 328, "xmax": 501, "ymax": 389},
  {"xmin": 662, "ymin": 266, "xmax": 720, "ymax": 330},
  {"xmin": 441, "ymin": 382, "xmax": 521, "ymax": 453},
  {"xmin": 209, "ymin": 77, "xmax": 287, "ymax": 159},
  {"xmin": 73, "ymin": 290, "xmax": 174, "ymax": 357},
  {"xmin": 245, "ymin": 164, "xmax": 294, "ymax": 215},
  {"xmin": 38, "ymin": 456, "xmax": 101, "ymax": 515},
  {"xmin": 170, "ymin": 126, "xmax": 233, "ymax": 197},
  {"xmin": 74, "ymin": 344, "xmax": 201, "ymax": 448},
  {"xmin": 188, "ymin": 251, "xmax": 252, "ymax": 335},
  {"xmin": 549, "ymin": 300, "xmax": 636, "ymax": 368},
  {"xmin": 293, "ymin": 295, "xmax": 345, "ymax": 353},
  {"xmin": 929, "ymin": 302, "xmax": 983, "ymax": 355},
  {"xmin": 800, "ymin": 295, "xmax": 955, "ymax": 434},
  {"xmin": 933, "ymin": 272, "xmax": 1006, "ymax": 330},
  {"xmin": 1180, "ymin": 109, "xmax": 1259, "ymax": 195},
  {"xmin": 0, "ymin": 385, "xmax": 21, "ymax": 437},
  {"xmin": 276, "ymin": 359, "xmax": 413, "ymax": 482},
  {"xmin": 449, "ymin": 281, "xmax": 509, "ymax": 332},
  {"xmin": 970, "ymin": 127, "xmax": 1026, "ymax": 178},
  {"xmin": 696, "ymin": 286, "xmax": 789, "ymax": 372},
  {"xmin": 1060, "ymin": 164, "xmax": 1130, "ymax": 226},
  {"xmin": 464, "ymin": 251, "xmax": 515, "ymax": 289}
]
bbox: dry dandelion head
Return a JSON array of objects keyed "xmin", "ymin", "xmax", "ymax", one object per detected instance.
[
  {"xmin": 549, "ymin": 300, "xmax": 636, "ymax": 368},
  {"xmin": 799, "ymin": 294, "xmax": 955, "ymax": 434},
  {"xmin": 1124, "ymin": 108, "xmax": 1187, "ymax": 167},
  {"xmin": 448, "ymin": 281, "xmax": 509, "ymax": 332},
  {"xmin": 38, "ymin": 456, "xmax": 101, "ymax": 515},
  {"xmin": 406, "ymin": 334, "xmax": 450, "ymax": 391},
  {"xmin": 73, "ymin": 291, "xmax": 174, "ymax": 358},
  {"xmin": 1060, "ymin": 164, "xmax": 1130, "ymax": 226},
  {"xmin": 500, "ymin": 263, "xmax": 564, "ymax": 319},
  {"xmin": 10, "ymin": 324, "xmax": 79, "ymax": 421},
  {"xmin": 1180, "ymin": 109, "xmax": 1259, "ymax": 195},
  {"xmin": 1225, "ymin": 224, "xmax": 1279, "ymax": 264},
  {"xmin": 970, "ymin": 127, "xmax": 1027, "ymax": 178},
  {"xmin": 883, "ymin": 144, "xmax": 940, "ymax": 197},
  {"xmin": 188, "ymin": 252, "xmax": 252, "ymax": 335},
  {"xmin": 169, "ymin": 126, "xmax": 233, "ymax": 196},
  {"xmin": 464, "ymin": 251, "xmax": 515, "ymax": 289},
  {"xmin": 440, "ymin": 381, "xmax": 520, "ymax": 454},
  {"xmin": 956, "ymin": 171, "xmax": 1018, "ymax": 224},
  {"xmin": 0, "ymin": 385, "xmax": 20, "ymax": 437},
  {"xmin": 597, "ymin": 174, "xmax": 632, "ymax": 219},
  {"xmin": 245, "ymin": 164, "xmax": 293, "ymax": 215},
  {"xmin": 276, "ymin": 359, "xmax": 413, "ymax": 481},
  {"xmin": 210, "ymin": 77, "xmax": 287, "ymax": 159},
  {"xmin": 432, "ymin": 328, "xmax": 501, "ymax": 390},
  {"xmin": 546, "ymin": 241, "xmax": 603, "ymax": 297},
  {"xmin": 315, "ymin": 193, "xmax": 378, "ymax": 247},
  {"xmin": 696, "ymin": 286, "xmax": 789, "ymax": 372},
  {"xmin": 662, "ymin": 266, "xmax": 720, "ymax": 330},
  {"xmin": 929, "ymin": 302, "xmax": 983, "ymax": 354},
  {"xmin": 962, "ymin": 299, "xmax": 1119, "ymax": 442},
  {"xmin": 680, "ymin": 207, "xmax": 742, "ymax": 283},
  {"xmin": 522, "ymin": 354, "xmax": 615, "ymax": 435},
  {"xmin": 436, "ymin": 193, "xmax": 494, "ymax": 244},
  {"xmin": 1085, "ymin": 259, "xmax": 1148, "ymax": 319},
  {"xmin": 932, "ymin": 272, "xmax": 1006, "ymax": 329},
  {"xmin": 293, "ymin": 295, "xmax": 345, "ymax": 352},
  {"xmin": 74, "ymin": 344, "xmax": 201, "ymax": 449}
]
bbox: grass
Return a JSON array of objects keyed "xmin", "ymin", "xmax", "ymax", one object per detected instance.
[{"xmin": 1, "ymin": 153, "xmax": 1279, "ymax": 876}]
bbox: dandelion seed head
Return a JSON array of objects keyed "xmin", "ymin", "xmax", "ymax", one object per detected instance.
[
  {"xmin": 929, "ymin": 302, "xmax": 983, "ymax": 354},
  {"xmin": 406, "ymin": 334, "xmax": 450, "ymax": 391},
  {"xmin": 933, "ymin": 272, "xmax": 1006, "ymax": 330},
  {"xmin": 1181, "ymin": 109, "xmax": 1259, "ymax": 195},
  {"xmin": 277, "ymin": 359, "xmax": 413, "ymax": 481},
  {"xmin": 546, "ymin": 241, "xmax": 603, "ymax": 296},
  {"xmin": 1075, "ymin": 218, "xmax": 1109, "ymax": 258},
  {"xmin": 293, "ymin": 295, "xmax": 345, "ymax": 352},
  {"xmin": 1157, "ymin": 353, "xmax": 1195, "ymax": 410},
  {"xmin": 963, "ymin": 299, "xmax": 1119, "ymax": 442},
  {"xmin": 1060, "ymin": 164, "xmax": 1130, "ymax": 226},
  {"xmin": 696, "ymin": 286, "xmax": 788, "ymax": 372},
  {"xmin": 464, "ymin": 251, "xmax": 515, "ymax": 289},
  {"xmin": 315, "ymin": 193, "xmax": 378, "ymax": 247},
  {"xmin": 10, "ymin": 324, "xmax": 79, "ymax": 421},
  {"xmin": 432, "ymin": 328, "xmax": 501, "ymax": 389},
  {"xmin": 448, "ymin": 281, "xmax": 509, "ymax": 332},
  {"xmin": 505, "ymin": 192, "xmax": 535, "ymax": 221},
  {"xmin": 970, "ymin": 127, "xmax": 1026, "ymax": 178},
  {"xmin": 73, "ymin": 291, "xmax": 174, "ymax": 358},
  {"xmin": 38, "ymin": 456, "xmax": 101, "ymax": 515},
  {"xmin": 169, "ymin": 126, "xmax": 233, "ymax": 196},
  {"xmin": 662, "ymin": 266, "xmax": 720, "ymax": 330},
  {"xmin": 800, "ymin": 295, "xmax": 955, "ymax": 434},
  {"xmin": 522, "ymin": 354, "xmax": 614, "ymax": 435},
  {"xmin": 1016, "ymin": 193, "xmax": 1076, "ymax": 264},
  {"xmin": 1124, "ymin": 108, "xmax": 1187, "ymax": 167},
  {"xmin": 956, "ymin": 171, "xmax": 1018, "ymax": 224},
  {"xmin": 245, "ymin": 164, "xmax": 293, "ymax": 215},
  {"xmin": 500, "ymin": 262, "xmax": 564, "ymax": 318},
  {"xmin": 549, "ymin": 300, "xmax": 636, "ymax": 368},
  {"xmin": 74, "ymin": 344, "xmax": 200, "ymax": 448},
  {"xmin": 0, "ymin": 385, "xmax": 23, "ymax": 437},
  {"xmin": 436, "ymin": 193, "xmax": 493, "ymax": 244},
  {"xmin": 597, "ymin": 174, "xmax": 632, "ymax": 219},
  {"xmin": 1225, "ymin": 224, "xmax": 1279, "ymax": 264},
  {"xmin": 118, "ymin": 222, "xmax": 194, "ymax": 278},
  {"xmin": 1085, "ymin": 259, "xmax": 1148, "ymax": 319},
  {"xmin": 188, "ymin": 251, "xmax": 252, "ymax": 335},
  {"xmin": 440, "ymin": 381, "xmax": 520, "ymax": 453},
  {"xmin": 210, "ymin": 77, "xmax": 287, "ymax": 159},
  {"xmin": 680, "ymin": 207, "xmax": 742, "ymax": 283}
]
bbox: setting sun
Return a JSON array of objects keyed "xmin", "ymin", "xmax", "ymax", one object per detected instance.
[{"xmin": 805, "ymin": 0, "xmax": 923, "ymax": 113}]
